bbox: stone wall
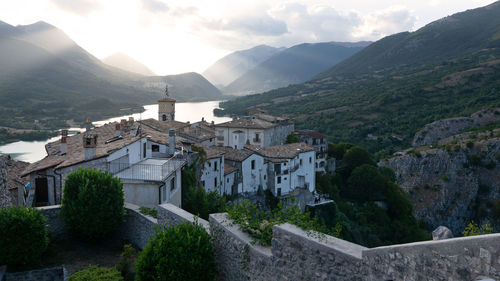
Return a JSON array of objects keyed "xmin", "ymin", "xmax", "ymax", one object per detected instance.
[
  {"xmin": 38, "ymin": 205, "xmax": 68, "ymax": 241},
  {"xmin": 210, "ymin": 212, "xmax": 500, "ymax": 281},
  {"xmin": 37, "ymin": 203, "xmax": 500, "ymax": 280},
  {"xmin": 210, "ymin": 213, "xmax": 367, "ymax": 281},
  {"xmin": 3, "ymin": 266, "xmax": 66, "ymax": 281},
  {"xmin": 158, "ymin": 203, "xmax": 209, "ymax": 232},
  {"xmin": 120, "ymin": 203, "xmax": 157, "ymax": 249},
  {"xmin": 364, "ymin": 234, "xmax": 500, "ymax": 281}
]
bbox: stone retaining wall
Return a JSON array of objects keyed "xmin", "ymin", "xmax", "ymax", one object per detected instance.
[
  {"xmin": 37, "ymin": 204, "xmax": 500, "ymax": 280},
  {"xmin": 3, "ymin": 266, "xmax": 66, "ymax": 281}
]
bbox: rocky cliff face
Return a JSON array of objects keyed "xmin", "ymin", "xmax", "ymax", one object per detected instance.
[
  {"xmin": 381, "ymin": 127, "xmax": 500, "ymax": 234},
  {"xmin": 0, "ymin": 155, "xmax": 29, "ymax": 209},
  {"xmin": 412, "ymin": 107, "xmax": 500, "ymax": 146},
  {"xmin": 0, "ymin": 156, "xmax": 12, "ymax": 208}
]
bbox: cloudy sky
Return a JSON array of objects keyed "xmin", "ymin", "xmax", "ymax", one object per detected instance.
[{"xmin": 0, "ymin": 0, "xmax": 496, "ymax": 75}]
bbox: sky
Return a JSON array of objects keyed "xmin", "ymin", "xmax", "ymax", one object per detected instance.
[{"xmin": 0, "ymin": 0, "xmax": 496, "ymax": 75}]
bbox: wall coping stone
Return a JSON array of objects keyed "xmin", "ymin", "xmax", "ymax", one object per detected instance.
[
  {"xmin": 210, "ymin": 213, "xmax": 272, "ymax": 257},
  {"xmin": 159, "ymin": 203, "xmax": 210, "ymax": 232},
  {"xmin": 274, "ymin": 223, "xmax": 367, "ymax": 260},
  {"xmin": 36, "ymin": 204, "xmax": 62, "ymax": 210},
  {"xmin": 125, "ymin": 202, "xmax": 158, "ymax": 224},
  {"xmin": 364, "ymin": 233, "xmax": 500, "ymax": 256}
]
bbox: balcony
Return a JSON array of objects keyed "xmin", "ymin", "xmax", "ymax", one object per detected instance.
[{"xmin": 110, "ymin": 158, "xmax": 186, "ymax": 182}]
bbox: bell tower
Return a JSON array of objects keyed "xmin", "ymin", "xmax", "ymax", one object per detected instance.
[{"xmin": 158, "ymin": 84, "xmax": 176, "ymax": 122}]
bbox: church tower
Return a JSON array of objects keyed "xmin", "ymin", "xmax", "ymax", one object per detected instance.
[{"xmin": 158, "ymin": 84, "xmax": 176, "ymax": 121}]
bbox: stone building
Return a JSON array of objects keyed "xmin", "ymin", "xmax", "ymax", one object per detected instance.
[
  {"xmin": 293, "ymin": 130, "xmax": 328, "ymax": 173},
  {"xmin": 214, "ymin": 116, "xmax": 294, "ymax": 149},
  {"xmin": 245, "ymin": 143, "xmax": 316, "ymax": 197},
  {"xmin": 158, "ymin": 85, "xmax": 176, "ymax": 121}
]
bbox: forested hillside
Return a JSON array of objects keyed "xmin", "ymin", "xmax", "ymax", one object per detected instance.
[{"xmin": 217, "ymin": 2, "xmax": 500, "ymax": 159}]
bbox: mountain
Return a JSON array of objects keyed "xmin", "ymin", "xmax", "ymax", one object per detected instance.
[
  {"xmin": 223, "ymin": 42, "xmax": 369, "ymax": 95},
  {"xmin": 202, "ymin": 45, "xmax": 284, "ymax": 88},
  {"xmin": 141, "ymin": 72, "xmax": 223, "ymax": 102},
  {"xmin": 0, "ymin": 20, "xmax": 222, "ymax": 133},
  {"xmin": 217, "ymin": 2, "xmax": 500, "ymax": 158},
  {"xmin": 102, "ymin": 53, "xmax": 156, "ymax": 76}
]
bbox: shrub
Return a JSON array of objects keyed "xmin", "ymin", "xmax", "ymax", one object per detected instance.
[
  {"xmin": 68, "ymin": 266, "xmax": 123, "ymax": 281},
  {"xmin": 285, "ymin": 133, "xmax": 299, "ymax": 144},
  {"xmin": 115, "ymin": 244, "xmax": 137, "ymax": 281},
  {"xmin": 0, "ymin": 206, "xmax": 50, "ymax": 266},
  {"xmin": 135, "ymin": 222, "xmax": 216, "ymax": 281},
  {"xmin": 227, "ymin": 200, "xmax": 337, "ymax": 246},
  {"xmin": 61, "ymin": 168, "xmax": 125, "ymax": 240},
  {"xmin": 139, "ymin": 207, "xmax": 158, "ymax": 219},
  {"xmin": 462, "ymin": 221, "xmax": 493, "ymax": 236}
]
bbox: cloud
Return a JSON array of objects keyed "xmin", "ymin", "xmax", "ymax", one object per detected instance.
[
  {"xmin": 204, "ymin": 13, "xmax": 288, "ymax": 37},
  {"xmin": 51, "ymin": 0, "xmax": 101, "ymax": 16},
  {"xmin": 141, "ymin": 0, "xmax": 168, "ymax": 13},
  {"xmin": 352, "ymin": 7, "xmax": 417, "ymax": 39}
]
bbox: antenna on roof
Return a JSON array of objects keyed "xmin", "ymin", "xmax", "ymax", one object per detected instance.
[{"xmin": 165, "ymin": 84, "xmax": 169, "ymax": 97}]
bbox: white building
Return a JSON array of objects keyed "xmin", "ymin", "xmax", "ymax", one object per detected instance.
[
  {"xmin": 214, "ymin": 116, "xmax": 294, "ymax": 149},
  {"xmin": 245, "ymin": 143, "xmax": 316, "ymax": 197},
  {"xmin": 293, "ymin": 130, "xmax": 328, "ymax": 173},
  {"xmin": 199, "ymin": 147, "xmax": 224, "ymax": 194},
  {"xmin": 22, "ymin": 118, "xmax": 188, "ymax": 208}
]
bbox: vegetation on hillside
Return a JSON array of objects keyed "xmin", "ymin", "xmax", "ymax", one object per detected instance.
[
  {"xmin": 313, "ymin": 144, "xmax": 430, "ymax": 247},
  {"xmin": 216, "ymin": 2, "xmax": 500, "ymax": 160}
]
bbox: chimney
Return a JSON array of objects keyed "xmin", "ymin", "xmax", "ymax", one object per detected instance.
[
  {"xmin": 202, "ymin": 117, "xmax": 205, "ymax": 122},
  {"xmin": 60, "ymin": 130, "xmax": 68, "ymax": 155},
  {"xmin": 115, "ymin": 123, "xmax": 121, "ymax": 137},
  {"xmin": 85, "ymin": 117, "xmax": 92, "ymax": 131},
  {"xmin": 211, "ymin": 121, "xmax": 215, "ymax": 126},
  {"xmin": 169, "ymin": 129, "xmax": 176, "ymax": 156},
  {"xmin": 128, "ymin": 117, "xmax": 134, "ymax": 126},
  {"xmin": 83, "ymin": 133, "xmax": 98, "ymax": 161}
]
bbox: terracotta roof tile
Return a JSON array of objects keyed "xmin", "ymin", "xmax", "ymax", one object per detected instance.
[
  {"xmin": 224, "ymin": 163, "xmax": 238, "ymax": 175},
  {"xmin": 244, "ymin": 142, "xmax": 314, "ymax": 162}
]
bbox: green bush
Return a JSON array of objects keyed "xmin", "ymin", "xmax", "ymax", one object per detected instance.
[
  {"xmin": 68, "ymin": 266, "xmax": 123, "ymax": 281},
  {"xmin": 139, "ymin": 207, "xmax": 158, "ymax": 219},
  {"xmin": 135, "ymin": 222, "xmax": 216, "ymax": 281},
  {"xmin": 0, "ymin": 206, "xmax": 50, "ymax": 266},
  {"xmin": 116, "ymin": 244, "xmax": 137, "ymax": 281},
  {"xmin": 61, "ymin": 168, "xmax": 125, "ymax": 240},
  {"xmin": 285, "ymin": 133, "xmax": 299, "ymax": 144}
]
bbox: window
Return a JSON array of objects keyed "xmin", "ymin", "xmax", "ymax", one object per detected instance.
[
  {"xmin": 170, "ymin": 177, "xmax": 175, "ymax": 191},
  {"xmin": 277, "ymin": 176, "xmax": 281, "ymax": 184},
  {"xmin": 85, "ymin": 138, "xmax": 92, "ymax": 145},
  {"xmin": 208, "ymin": 162, "xmax": 211, "ymax": 167},
  {"xmin": 277, "ymin": 188, "xmax": 281, "ymax": 197},
  {"xmin": 264, "ymin": 175, "xmax": 266, "ymax": 180},
  {"xmin": 235, "ymin": 145, "xmax": 237, "ymax": 149},
  {"xmin": 143, "ymin": 142, "xmax": 146, "ymax": 158},
  {"xmin": 152, "ymin": 144, "xmax": 160, "ymax": 152},
  {"xmin": 300, "ymin": 159, "xmax": 303, "ymax": 167},
  {"xmin": 227, "ymin": 178, "xmax": 229, "ymax": 183},
  {"xmin": 162, "ymin": 186, "xmax": 166, "ymax": 202},
  {"xmin": 214, "ymin": 161, "xmax": 217, "ymax": 171},
  {"xmin": 214, "ymin": 177, "xmax": 217, "ymax": 187},
  {"xmin": 201, "ymin": 180, "xmax": 205, "ymax": 187},
  {"xmin": 162, "ymin": 114, "xmax": 167, "ymax": 121},
  {"xmin": 251, "ymin": 160, "xmax": 255, "ymax": 170},
  {"xmin": 309, "ymin": 157, "xmax": 312, "ymax": 163}
]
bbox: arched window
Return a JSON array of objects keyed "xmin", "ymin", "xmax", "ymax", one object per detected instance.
[{"xmin": 162, "ymin": 114, "xmax": 167, "ymax": 121}]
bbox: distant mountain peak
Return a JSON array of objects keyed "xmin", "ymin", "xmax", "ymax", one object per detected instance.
[
  {"xmin": 17, "ymin": 21, "xmax": 57, "ymax": 32},
  {"xmin": 102, "ymin": 52, "xmax": 156, "ymax": 76}
]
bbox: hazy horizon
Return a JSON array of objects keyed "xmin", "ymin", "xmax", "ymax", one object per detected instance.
[{"xmin": 0, "ymin": 0, "xmax": 496, "ymax": 76}]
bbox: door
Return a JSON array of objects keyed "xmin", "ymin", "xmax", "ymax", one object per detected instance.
[
  {"xmin": 298, "ymin": 176, "xmax": 305, "ymax": 189},
  {"xmin": 35, "ymin": 178, "xmax": 49, "ymax": 206}
]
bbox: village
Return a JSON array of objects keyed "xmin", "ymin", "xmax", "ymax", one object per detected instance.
[{"xmin": 17, "ymin": 87, "xmax": 333, "ymax": 211}]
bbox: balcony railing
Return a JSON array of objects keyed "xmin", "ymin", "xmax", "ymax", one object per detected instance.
[{"xmin": 108, "ymin": 159, "xmax": 185, "ymax": 181}]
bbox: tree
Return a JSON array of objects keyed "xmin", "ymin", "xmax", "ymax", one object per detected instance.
[
  {"xmin": 328, "ymin": 142, "xmax": 354, "ymax": 160},
  {"xmin": 345, "ymin": 164, "xmax": 386, "ymax": 202},
  {"xmin": 285, "ymin": 133, "xmax": 299, "ymax": 144},
  {"xmin": 341, "ymin": 146, "xmax": 376, "ymax": 178},
  {"xmin": 61, "ymin": 168, "xmax": 125, "ymax": 240},
  {"xmin": 135, "ymin": 222, "xmax": 217, "ymax": 281},
  {"xmin": 0, "ymin": 206, "xmax": 49, "ymax": 266}
]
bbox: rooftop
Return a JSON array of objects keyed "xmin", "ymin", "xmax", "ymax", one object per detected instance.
[
  {"xmin": 212, "ymin": 146, "xmax": 254, "ymax": 162},
  {"xmin": 224, "ymin": 163, "xmax": 238, "ymax": 175},
  {"xmin": 115, "ymin": 158, "xmax": 185, "ymax": 182},
  {"xmin": 244, "ymin": 142, "xmax": 314, "ymax": 162},
  {"xmin": 22, "ymin": 119, "xmax": 189, "ymax": 176},
  {"xmin": 294, "ymin": 130, "xmax": 327, "ymax": 139},
  {"xmin": 215, "ymin": 118, "xmax": 277, "ymax": 130}
]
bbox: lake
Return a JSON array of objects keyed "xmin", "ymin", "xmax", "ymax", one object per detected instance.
[{"xmin": 0, "ymin": 101, "xmax": 230, "ymax": 163}]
